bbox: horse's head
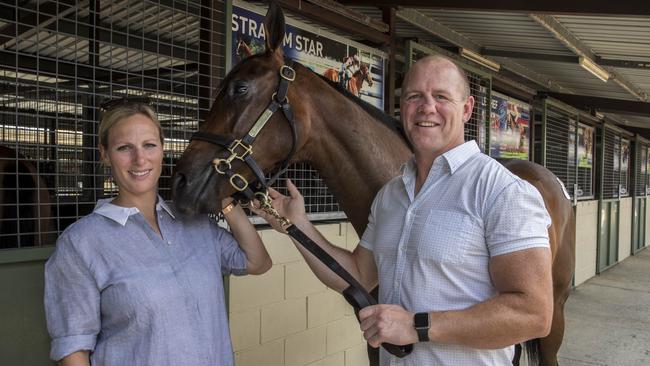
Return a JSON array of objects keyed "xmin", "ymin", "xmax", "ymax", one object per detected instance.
[
  {"xmin": 172, "ymin": 2, "xmax": 310, "ymax": 215},
  {"xmin": 360, "ymin": 63, "xmax": 373, "ymax": 87}
]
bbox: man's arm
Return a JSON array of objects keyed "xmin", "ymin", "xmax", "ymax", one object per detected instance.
[
  {"xmin": 252, "ymin": 179, "xmax": 378, "ymax": 292},
  {"xmin": 359, "ymin": 247, "xmax": 553, "ymax": 349}
]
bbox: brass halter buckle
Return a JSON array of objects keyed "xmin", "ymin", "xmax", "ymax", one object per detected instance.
[
  {"xmin": 211, "ymin": 139, "xmax": 253, "ymax": 175},
  {"xmin": 255, "ymin": 190, "xmax": 291, "ymax": 228}
]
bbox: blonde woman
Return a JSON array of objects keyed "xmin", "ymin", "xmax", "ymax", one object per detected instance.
[{"xmin": 44, "ymin": 100, "xmax": 271, "ymax": 366}]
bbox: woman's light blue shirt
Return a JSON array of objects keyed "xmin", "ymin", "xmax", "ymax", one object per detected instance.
[{"xmin": 44, "ymin": 197, "xmax": 247, "ymax": 365}]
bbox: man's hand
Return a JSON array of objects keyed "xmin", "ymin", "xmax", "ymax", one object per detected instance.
[
  {"xmin": 359, "ymin": 304, "xmax": 419, "ymax": 348},
  {"xmin": 250, "ymin": 179, "xmax": 307, "ymax": 232}
]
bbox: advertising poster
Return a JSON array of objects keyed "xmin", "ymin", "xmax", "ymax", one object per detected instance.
[
  {"xmin": 231, "ymin": 0, "xmax": 385, "ymax": 109},
  {"xmin": 489, "ymin": 92, "xmax": 530, "ymax": 159},
  {"xmin": 577, "ymin": 124, "xmax": 594, "ymax": 168}
]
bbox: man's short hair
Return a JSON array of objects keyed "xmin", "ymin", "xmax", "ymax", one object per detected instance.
[{"xmin": 402, "ymin": 55, "xmax": 471, "ymax": 100}]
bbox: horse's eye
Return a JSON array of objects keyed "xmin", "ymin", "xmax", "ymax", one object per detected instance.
[{"xmin": 230, "ymin": 81, "xmax": 249, "ymax": 96}]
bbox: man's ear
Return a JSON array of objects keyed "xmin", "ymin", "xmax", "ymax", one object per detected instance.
[{"xmin": 463, "ymin": 95, "xmax": 475, "ymax": 123}]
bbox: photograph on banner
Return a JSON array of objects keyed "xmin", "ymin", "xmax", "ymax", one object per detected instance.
[
  {"xmin": 621, "ymin": 139, "xmax": 630, "ymax": 195},
  {"xmin": 489, "ymin": 92, "xmax": 530, "ymax": 159},
  {"xmin": 231, "ymin": 0, "xmax": 385, "ymax": 109},
  {"xmin": 577, "ymin": 124, "xmax": 593, "ymax": 169}
]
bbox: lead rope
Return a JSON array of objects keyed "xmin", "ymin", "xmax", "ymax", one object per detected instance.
[{"xmin": 253, "ymin": 190, "xmax": 414, "ymax": 358}]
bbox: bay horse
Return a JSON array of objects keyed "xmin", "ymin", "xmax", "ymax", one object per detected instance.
[
  {"xmin": 323, "ymin": 63, "xmax": 374, "ymax": 97},
  {"xmin": 0, "ymin": 145, "xmax": 51, "ymax": 248},
  {"xmin": 172, "ymin": 3, "xmax": 574, "ymax": 365},
  {"xmin": 236, "ymin": 35, "xmax": 254, "ymax": 63}
]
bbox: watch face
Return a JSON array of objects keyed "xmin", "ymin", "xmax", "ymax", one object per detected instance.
[{"xmin": 414, "ymin": 312, "xmax": 429, "ymax": 328}]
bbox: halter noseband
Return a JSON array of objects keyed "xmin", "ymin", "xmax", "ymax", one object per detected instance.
[{"xmin": 190, "ymin": 59, "xmax": 299, "ymax": 203}]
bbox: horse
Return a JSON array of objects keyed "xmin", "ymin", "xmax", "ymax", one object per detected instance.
[
  {"xmin": 235, "ymin": 36, "xmax": 254, "ymax": 63},
  {"xmin": 171, "ymin": 3, "xmax": 575, "ymax": 365},
  {"xmin": 323, "ymin": 63, "xmax": 374, "ymax": 97},
  {"xmin": 0, "ymin": 145, "xmax": 52, "ymax": 248}
]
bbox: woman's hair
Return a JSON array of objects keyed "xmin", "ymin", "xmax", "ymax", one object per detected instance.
[{"xmin": 98, "ymin": 102, "xmax": 164, "ymax": 148}]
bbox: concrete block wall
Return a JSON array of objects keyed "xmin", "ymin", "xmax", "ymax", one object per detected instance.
[
  {"xmin": 574, "ymin": 200, "xmax": 598, "ymax": 286},
  {"xmin": 230, "ymin": 223, "xmax": 368, "ymax": 366},
  {"xmin": 618, "ymin": 197, "xmax": 632, "ymax": 262}
]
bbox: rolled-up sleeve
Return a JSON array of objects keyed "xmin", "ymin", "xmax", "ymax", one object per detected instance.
[
  {"xmin": 485, "ymin": 179, "xmax": 552, "ymax": 257},
  {"xmin": 44, "ymin": 234, "xmax": 100, "ymax": 361},
  {"xmin": 213, "ymin": 225, "xmax": 247, "ymax": 276}
]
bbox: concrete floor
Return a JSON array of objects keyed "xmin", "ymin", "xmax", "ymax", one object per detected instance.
[{"xmin": 557, "ymin": 248, "xmax": 650, "ymax": 366}]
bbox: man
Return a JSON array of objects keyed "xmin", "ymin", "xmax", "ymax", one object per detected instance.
[
  {"xmin": 255, "ymin": 55, "xmax": 553, "ymax": 365},
  {"xmin": 339, "ymin": 54, "xmax": 360, "ymax": 89}
]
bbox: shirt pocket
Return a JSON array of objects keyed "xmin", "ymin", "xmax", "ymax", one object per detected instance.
[{"xmin": 415, "ymin": 210, "xmax": 483, "ymax": 264}]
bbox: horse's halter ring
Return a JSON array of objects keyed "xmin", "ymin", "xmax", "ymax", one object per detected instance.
[{"xmin": 190, "ymin": 60, "xmax": 298, "ymax": 206}]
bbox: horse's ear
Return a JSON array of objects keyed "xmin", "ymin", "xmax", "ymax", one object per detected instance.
[{"xmin": 263, "ymin": 1, "xmax": 285, "ymax": 54}]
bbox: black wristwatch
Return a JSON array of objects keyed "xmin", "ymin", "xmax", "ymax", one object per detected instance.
[{"xmin": 413, "ymin": 312, "xmax": 430, "ymax": 342}]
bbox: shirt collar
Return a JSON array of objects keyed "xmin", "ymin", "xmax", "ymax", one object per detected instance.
[
  {"xmin": 443, "ymin": 140, "xmax": 481, "ymax": 174},
  {"xmin": 401, "ymin": 140, "xmax": 481, "ymax": 177},
  {"xmin": 94, "ymin": 195, "xmax": 176, "ymax": 226}
]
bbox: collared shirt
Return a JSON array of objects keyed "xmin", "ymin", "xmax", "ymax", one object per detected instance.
[
  {"xmin": 44, "ymin": 197, "xmax": 247, "ymax": 365},
  {"xmin": 360, "ymin": 141, "xmax": 551, "ymax": 366}
]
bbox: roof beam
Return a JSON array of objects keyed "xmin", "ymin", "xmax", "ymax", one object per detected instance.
[
  {"xmin": 547, "ymin": 92, "xmax": 650, "ymax": 117},
  {"xmin": 276, "ymin": 0, "xmax": 389, "ymax": 45},
  {"xmin": 530, "ymin": 14, "xmax": 647, "ymax": 102},
  {"xmin": 483, "ymin": 49, "xmax": 650, "ymax": 71},
  {"xmin": 597, "ymin": 58, "xmax": 650, "ymax": 70},
  {"xmin": 396, "ymin": 8, "xmax": 480, "ymax": 51},
  {"xmin": 482, "ymin": 49, "xmax": 579, "ymax": 64},
  {"xmin": 0, "ymin": 0, "xmax": 80, "ymax": 47},
  {"xmin": 338, "ymin": 1, "xmax": 650, "ymax": 17}
]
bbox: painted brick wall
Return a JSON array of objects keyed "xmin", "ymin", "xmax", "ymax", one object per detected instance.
[
  {"xmin": 230, "ymin": 223, "xmax": 368, "ymax": 366},
  {"xmin": 574, "ymin": 200, "xmax": 598, "ymax": 286},
  {"xmin": 618, "ymin": 197, "xmax": 632, "ymax": 262}
]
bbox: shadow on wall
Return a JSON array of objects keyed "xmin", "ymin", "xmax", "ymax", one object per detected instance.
[{"xmin": 0, "ymin": 145, "xmax": 52, "ymax": 249}]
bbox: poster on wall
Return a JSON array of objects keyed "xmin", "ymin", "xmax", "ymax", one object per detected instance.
[
  {"xmin": 577, "ymin": 124, "xmax": 594, "ymax": 168},
  {"xmin": 489, "ymin": 92, "xmax": 530, "ymax": 159},
  {"xmin": 231, "ymin": 0, "xmax": 385, "ymax": 109}
]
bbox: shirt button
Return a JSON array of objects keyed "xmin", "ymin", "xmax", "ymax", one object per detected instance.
[{"xmin": 167, "ymin": 240, "xmax": 172, "ymax": 245}]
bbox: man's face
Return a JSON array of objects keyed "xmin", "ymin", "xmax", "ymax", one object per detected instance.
[{"xmin": 400, "ymin": 58, "xmax": 474, "ymax": 159}]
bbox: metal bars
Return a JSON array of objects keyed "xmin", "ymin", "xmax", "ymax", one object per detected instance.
[{"xmin": 0, "ymin": 0, "xmax": 221, "ymax": 249}]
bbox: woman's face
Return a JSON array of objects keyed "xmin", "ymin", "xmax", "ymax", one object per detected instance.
[{"xmin": 100, "ymin": 114, "xmax": 163, "ymax": 202}]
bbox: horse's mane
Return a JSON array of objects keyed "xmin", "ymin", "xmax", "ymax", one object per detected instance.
[{"xmin": 308, "ymin": 66, "xmax": 411, "ymax": 148}]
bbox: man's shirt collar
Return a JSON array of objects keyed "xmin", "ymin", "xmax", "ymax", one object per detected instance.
[{"xmin": 402, "ymin": 140, "xmax": 481, "ymax": 177}]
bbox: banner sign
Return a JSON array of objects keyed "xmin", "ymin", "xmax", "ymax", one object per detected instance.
[
  {"xmin": 577, "ymin": 123, "xmax": 594, "ymax": 169},
  {"xmin": 489, "ymin": 92, "xmax": 530, "ymax": 159},
  {"xmin": 231, "ymin": 0, "xmax": 385, "ymax": 109}
]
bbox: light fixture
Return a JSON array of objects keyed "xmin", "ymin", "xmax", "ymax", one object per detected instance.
[
  {"xmin": 459, "ymin": 48, "xmax": 501, "ymax": 72},
  {"xmin": 579, "ymin": 56, "xmax": 610, "ymax": 82}
]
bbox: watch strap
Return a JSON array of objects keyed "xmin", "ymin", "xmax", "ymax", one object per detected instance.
[{"xmin": 414, "ymin": 312, "xmax": 430, "ymax": 342}]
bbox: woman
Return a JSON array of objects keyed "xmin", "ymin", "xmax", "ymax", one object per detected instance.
[{"xmin": 44, "ymin": 101, "xmax": 272, "ymax": 366}]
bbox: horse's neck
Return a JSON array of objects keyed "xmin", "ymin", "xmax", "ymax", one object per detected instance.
[{"xmin": 301, "ymin": 81, "xmax": 411, "ymax": 234}]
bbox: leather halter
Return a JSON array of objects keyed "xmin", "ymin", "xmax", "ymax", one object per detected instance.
[{"xmin": 191, "ymin": 59, "xmax": 299, "ymax": 202}]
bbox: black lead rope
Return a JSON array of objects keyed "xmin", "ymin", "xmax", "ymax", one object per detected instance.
[{"xmin": 285, "ymin": 225, "xmax": 414, "ymax": 358}]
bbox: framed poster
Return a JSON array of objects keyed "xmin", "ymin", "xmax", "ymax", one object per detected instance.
[
  {"xmin": 232, "ymin": 0, "xmax": 385, "ymax": 109},
  {"xmin": 489, "ymin": 91, "xmax": 530, "ymax": 159}
]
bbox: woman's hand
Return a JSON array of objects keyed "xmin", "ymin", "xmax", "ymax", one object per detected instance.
[{"xmin": 251, "ymin": 179, "xmax": 307, "ymax": 232}]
